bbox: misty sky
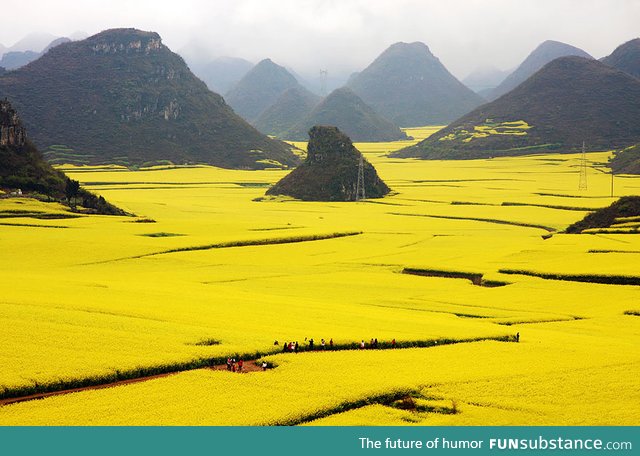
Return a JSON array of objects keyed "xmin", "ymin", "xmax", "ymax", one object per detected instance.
[{"xmin": 1, "ymin": 0, "xmax": 638, "ymax": 80}]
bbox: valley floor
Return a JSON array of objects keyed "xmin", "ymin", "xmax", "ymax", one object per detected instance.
[{"xmin": 0, "ymin": 127, "xmax": 638, "ymax": 425}]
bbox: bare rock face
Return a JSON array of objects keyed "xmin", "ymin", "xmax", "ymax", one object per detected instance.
[
  {"xmin": 0, "ymin": 99, "xmax": 26, "ymax": 147},
  {"xmin": 0, "ymin": 99, "xmax": 126, "ymax": 215},
  {"xmin": 89, "ymin": 29, "xmax": 163, "ymax": 55},
  {"xmin": 266, "ymin": 126, "xmax": 390, "ymax": 201}
]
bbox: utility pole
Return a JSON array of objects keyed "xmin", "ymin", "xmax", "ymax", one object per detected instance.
[
  {"xmin": 578, "ymin": 141, "xmax": 588, "ymax": 190},
  {"xmin": 319, "ymin": 69, "xmax": 328, "ymax": 97},
  {"xmin": 611, "ymin": 168, "xmax": 615, "ymax": 198},
  {"xmin": 355, "ymin": 155, "xmax": 366, "ymax": 201}
]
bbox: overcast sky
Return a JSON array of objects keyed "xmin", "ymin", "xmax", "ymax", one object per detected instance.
[{"xmin": 1, "ymin": 0, "xmax": 638, "ymax": 79}]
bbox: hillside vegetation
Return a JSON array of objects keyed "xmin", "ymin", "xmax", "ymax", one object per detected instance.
[
  {"xmin": 395, "ymin": 57, "xmax": 640, "ymax": 159},
  {"xmin": 0, "ymin": 29, "xmax": 299, "ymax": 169}
]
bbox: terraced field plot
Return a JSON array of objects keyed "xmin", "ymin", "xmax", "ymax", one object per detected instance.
[{"xmin": 0, "ymin": 129, "xmax": 639, "ymax": 425}]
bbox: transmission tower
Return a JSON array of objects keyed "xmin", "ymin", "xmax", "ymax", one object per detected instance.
[
  {"xmin": 319, "ymin": 69, "xmax": 328, "ymax": 97},
  {"xmin": 578, "ymin": 141, "xmax": 588, "ymax": 190},
  {"xmin": 355, "ymin": 155, "xmax": 366, "ymax": 201}
]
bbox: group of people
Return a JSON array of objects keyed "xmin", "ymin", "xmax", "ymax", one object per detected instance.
[
  {"xmin": 275, "ymin": 337, "xmax": 398, "ymax": 352},
  {"xmin": 226, "ymin": 357, "xmax": 243, "ymax": 372},
  {"xmin": 225, "ymin": 358, "xmax": 269, "ymax": 372},
  {"xmin": 278, "ymin": 337, "xmax": 335, "ymax": 352}
]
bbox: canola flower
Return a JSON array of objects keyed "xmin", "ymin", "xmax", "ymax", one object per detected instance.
[{"xmin": 0, "ymin": 129, "xmax": 639, "ymax": 424}]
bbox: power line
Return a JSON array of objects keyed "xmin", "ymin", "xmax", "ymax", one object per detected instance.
[
  {"xmin": 355, "ymin": 155, "xmax": 366, "ymax": 201},
  {"xmin": 319, "ymin": 69, "xmax": 328, "ymax": 97},
  {"xmin": 578, "ymin": 141, "xmax": 588, "ymax": 190}
]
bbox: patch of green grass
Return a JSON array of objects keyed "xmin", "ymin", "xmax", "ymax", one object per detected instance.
[
  {"xmin": 390, "ymin": 212, "xmax": 556, "ymax": 232},
  {"xmin": 402, "ymin": 267, "xmax": 510, "ymax": 288},
  {"xmin": 499, "ymin": 269, "xmax": 640, "ymax": 286},
  {"xmin": 138, "ymin": 232, "xmax": 184, "ymax": 238}
]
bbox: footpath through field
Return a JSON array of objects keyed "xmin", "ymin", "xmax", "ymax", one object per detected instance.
[{"xmin": 0, "ymin": 336, "xmax": 515, "ymax": 407}]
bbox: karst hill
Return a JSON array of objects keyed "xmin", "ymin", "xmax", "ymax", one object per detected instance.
[
  {"xmin": 266, "ymin": 126, "xmax": 390, "ymax": 201},
  {"xmin": 225, "ymin": 58, "xmax": 306, "ymax": 124},
  {"xmin": 282, "ymin": 88, "xmax": 407, "ymax": 142},
  {"xmin": 395, "ymin": 57, "xmax": 640, "ymax": 160},
  {"xmin": 488, "ymin": 40, "xmax": 593, "ymax": 100},
  {"xmin": 0, "ymin": 29, "xmax": 299, "ymax": 169},
  {"xmin": 601, "ymin": 38, "xmax": 640, "ymax": 79},
  {"xmin": 347, "ymin": 41, "xmax": 483, "ymax": 126}
]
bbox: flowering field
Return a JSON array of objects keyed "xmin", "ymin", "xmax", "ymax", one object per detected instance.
[{"xmin": 0, "ymin": 127, "xmax": 639, "ymax": 424}]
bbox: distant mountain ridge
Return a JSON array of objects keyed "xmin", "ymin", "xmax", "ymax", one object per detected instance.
[
  {"xmin": 488, "ymin": 40, "xmax": 593, "ymax": 100},
  {"xmin": 225, "ymin": 58, "xmax": 304, "ymax": 123},
  {"xmin": 283, "ymin": 87, "xmax": 408, "ymax": 142},
  {"xmin": 394, "ymin": 57, "xmax": 640, "ymax": 160},
  {"xmin": 189, "ymin": 56, "xmax": 253, "ymax": 95},
  {"xmin": 601, "ymin": 38, "xmax": 640, "ymax": 79},
  {"xmin": 0, "ymin": 37, "xmax": 71, "ymax": 70},
  {"xmin": 0, "ymin": 28, "xmax": 299, "ymax": 169},
  {"xmin": 347, "ymin": 41, "xmax": 483, "ymax": 127}
]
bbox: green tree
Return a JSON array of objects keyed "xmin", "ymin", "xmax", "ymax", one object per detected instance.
[{"xmin": 65, "ymin": 178, "xmax": 80, "ymax": 207}]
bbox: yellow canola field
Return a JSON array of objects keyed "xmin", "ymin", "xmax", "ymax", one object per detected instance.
[
  {"xmin": 0, "ymin": 127, "xmax": 639, "ymax": 424},
  {"xmin": 1, "ymin": 318, "xmax": 638, "ymax": 425}
]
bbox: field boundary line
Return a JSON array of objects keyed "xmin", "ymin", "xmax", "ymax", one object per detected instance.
[
  {"xmin": 388, "ymin": 212, "xmax": 557, "ymax": 232},
  {"xmin": 80, "ymin": 231, "xmax": 363, "ymax": 265}
]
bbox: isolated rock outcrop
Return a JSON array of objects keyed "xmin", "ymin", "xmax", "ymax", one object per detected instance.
[{"xmin": 266, "ymin": 126, "xmax": 390, "ymax": 201}]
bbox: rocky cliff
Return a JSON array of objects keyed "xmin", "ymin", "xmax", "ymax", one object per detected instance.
[
  {"xmin": 0, "ymin": 99, "xmax": 125, "ymax": 215},
  {"xmin": 0, "ymin": 99, "xmax": 26, "ymax": 146}
]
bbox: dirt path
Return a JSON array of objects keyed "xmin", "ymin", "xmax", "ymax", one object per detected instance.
[
  {"xmin": 0, "ymin": 360, "xmax": 263, "ymax": 407},
  {"xmin": 0, "ymin": 336, "xmax": 516, "ymax": 408}
]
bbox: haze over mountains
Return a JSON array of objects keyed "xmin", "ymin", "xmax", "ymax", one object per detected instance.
[
  {"xmin": 0, "ymin": 37, "xmax": 71, "ymax": 70},
  {"xmin": 0, "ymin": 28, "xmax": 299, "ymax": 169},
  {"xmin": 488, "ymin": 40, "xmax": 593, "ymax": 101},
  {"xmin": 225, "ymin": 58, "xmax": 305, "ymax": 123},
  {"xmin": 1, "ymin": 26, "xmax": 639, "ymax": 172},
  {"xmin": 0, "ymin": 32, "xmax": 60, "ymax": 55},
  {"xmin": 395, "ymin": 57, "xmax": 640, "ymax": 160},
  {"xmin": 188, "ymin": 56, "xmax": 253, "ymax": 95},
  {"xmin": 462, "ymin": 65, "xmax": 511, "ymax": 97},
  {"xmin": 347, "ymin": 42, "xmax": 483, "ymax": 127}
]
